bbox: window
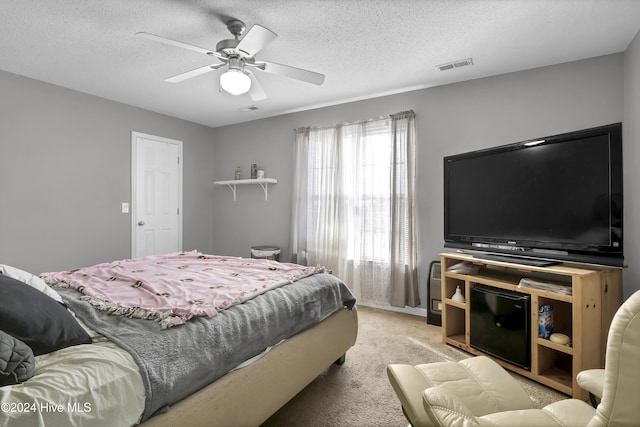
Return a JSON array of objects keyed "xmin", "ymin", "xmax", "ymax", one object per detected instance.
[{"xmin": 291, "ymin": 111, "xmax": 419, "ymax": 307}]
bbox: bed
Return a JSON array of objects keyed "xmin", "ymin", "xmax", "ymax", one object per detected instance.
[{"xmin": 0, "ymin": 252, "xmax": 358, "ymax": 427}]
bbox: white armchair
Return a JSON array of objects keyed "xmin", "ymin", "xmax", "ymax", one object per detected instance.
[
  {"xmin": 387, "ymin": 290, "xmax": 640, "ymax": 427},
  {"xmin": 576, "ymin": 368, "xmax": 604, "ymax": 407}
]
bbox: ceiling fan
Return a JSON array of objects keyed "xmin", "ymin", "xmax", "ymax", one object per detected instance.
[{"xmin": 137, "ymin": 20, "xmax": 325, "ymax": 101}]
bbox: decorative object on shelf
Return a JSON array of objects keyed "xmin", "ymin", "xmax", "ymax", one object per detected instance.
[
  {"xmin": 451, "ymin": 285, "xmax": 465, "ymax": 303},
  {"xmin": 234, "ymin": 166, "xmax": 242, "ymax": 180},
  {"xmin": 251, "ymin": 164, "xmax": 257, "ymax": 179},
  {"xmin": 550, "ymin": 333, "xmax": 570, "ymax": 346},
  {"xmin": 538, "ymin": 305, "xmax": 554, "ymax": 339},
  {"xmin": 257, "ymin": 169, "xmax": 265, "ymax": 179}
]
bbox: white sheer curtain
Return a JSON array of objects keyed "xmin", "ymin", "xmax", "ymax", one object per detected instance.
[{"xmin": 290, "ymin": 111, "xmax": 419, "ymax": 307}]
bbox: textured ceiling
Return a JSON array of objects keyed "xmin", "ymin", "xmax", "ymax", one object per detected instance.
[{"xmin": 1, "ymin": 0, "xmax": 639, "ymax": 128}]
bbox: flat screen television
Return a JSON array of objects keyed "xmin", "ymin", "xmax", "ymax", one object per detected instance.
[{"xmin": 443, "ymin": 123, "xmax": 623, "ymax": 267}]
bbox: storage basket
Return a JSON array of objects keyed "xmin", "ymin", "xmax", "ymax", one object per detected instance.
[{"xmin": 250, "ymin": 246, "xmax": 281, "ymax": 261}]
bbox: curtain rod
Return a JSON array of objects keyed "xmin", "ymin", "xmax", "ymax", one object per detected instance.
[{"xmin": 294, "ymin": 110, "xmax": 415, "ymax": 132}]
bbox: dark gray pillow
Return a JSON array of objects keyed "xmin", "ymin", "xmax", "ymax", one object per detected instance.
[
  {"xmin": 0, "ymin": 330, "xmax": 35, "ymax": 386},
  {"xmin": 0, "ymin": 274, "xmax": 91, "ymax": 355}
]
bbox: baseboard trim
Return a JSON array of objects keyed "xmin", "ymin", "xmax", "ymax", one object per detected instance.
[{"xmin": 357, "ymin": 301, "xmax": 427, "ymax": 318}]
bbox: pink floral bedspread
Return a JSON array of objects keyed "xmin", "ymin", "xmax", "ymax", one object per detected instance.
[{"xmin": 41, "ymin": 251, "xmax": 325, "ymax": 328}]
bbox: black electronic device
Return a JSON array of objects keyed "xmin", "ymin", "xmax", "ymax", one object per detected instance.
[
  {"xmin": 443, "ymin": 123, "xmax": 623, "ymax": 267},
  {"xmin": 426, "ymin": 261, "xmax": 442, "ymax": 326},
  {"xmin": 470, "ymin": 285, "xmax": 531, "ymax": 370}
]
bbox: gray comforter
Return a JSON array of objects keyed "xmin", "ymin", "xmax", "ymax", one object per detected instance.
[{"xmin": 57, "ymin": 273, "xmax": 356, "ymax": 422}]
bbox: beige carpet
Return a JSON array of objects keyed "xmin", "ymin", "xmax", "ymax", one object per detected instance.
[{"xmin": 261, "ymin": 305, "xmax": 566, "ymax": 426}]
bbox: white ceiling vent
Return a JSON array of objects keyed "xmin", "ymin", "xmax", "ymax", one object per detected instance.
[
  {"xmin": 238, "ymin": 105, "xmax": 259, "ymax": 112},
  {"xmin": 436, "ymin": 58, "xmax": 474, "ymax": 71}
]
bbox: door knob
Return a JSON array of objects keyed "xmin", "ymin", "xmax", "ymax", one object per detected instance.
[{"xmin": 138, "ymin": 221, "xmax": 145, "ymax": 226}]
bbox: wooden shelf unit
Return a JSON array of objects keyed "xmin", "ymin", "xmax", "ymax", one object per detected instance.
[{"xmin": 440, "ymin": 252, "xmax": 622, "ymax": 399}]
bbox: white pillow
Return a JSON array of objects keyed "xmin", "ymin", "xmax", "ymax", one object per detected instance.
[{"xmin": 0, "ymin": 264, "xmax": 64, "ymax": 304}]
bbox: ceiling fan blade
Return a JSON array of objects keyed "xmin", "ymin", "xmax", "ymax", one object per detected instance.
[
  {"xmin": 236, "ymin": 25, "xmax": 277, "ymax": 57},
  {"xmin": 136, "ymin": 32, "xmax": 225, "ymax": 60},
  {"xmin": 256, "ymin": 60, "xmax": 325, "ymax": 85},
  {"xmin": 165, "ymin": 63, "xmax": 224, "ymax": 83},
  {"xmin": 247, "ymin": 72, "xmax": 267, "ymax": 101}
]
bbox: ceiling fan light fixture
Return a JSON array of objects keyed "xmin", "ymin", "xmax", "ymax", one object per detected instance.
[{"xmin": 220, "ymin": 69, "xmax": 251, "ymax": 95}]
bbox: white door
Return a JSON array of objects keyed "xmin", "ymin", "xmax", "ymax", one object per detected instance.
[{"xmin": 131, "ymin": 132, "xmax": 183, "ymax": 258}]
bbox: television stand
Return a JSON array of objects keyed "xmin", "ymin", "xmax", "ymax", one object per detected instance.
[
  {"xmin": 440, "ymin": 252, "xmax": 622, "ymax": 399},
  {"xmin": 472, "ymin": 252, "xmax": 560, "ymax": 267}
]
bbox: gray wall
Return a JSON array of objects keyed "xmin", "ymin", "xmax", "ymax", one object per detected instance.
[
  {"xmin": 0, "ymin": 70, "xmax": 216, "ymax": 273},
  {"xmin": 1, "ymin": 46, "xmax": 637, "ymax": 307},
  {"xmin": 624, "ymin": 30, "xmax": 640, "ymax": 299},
  {"xmin": 212, "ymin": 53, "xmax": 631, "ymax": 308}
]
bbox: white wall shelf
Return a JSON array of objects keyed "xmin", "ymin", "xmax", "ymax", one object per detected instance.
[{"xmin": 214, "ymin": 178, "xmax": 277, "ymax": 201}]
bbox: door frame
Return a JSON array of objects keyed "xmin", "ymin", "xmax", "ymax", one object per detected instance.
[{"xmin": 131, "ymin": 131, "xmax": 184, "ymax": 258}]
